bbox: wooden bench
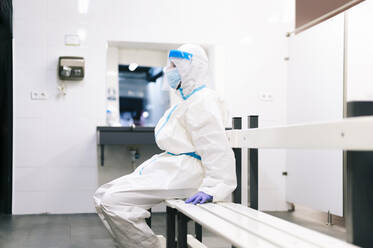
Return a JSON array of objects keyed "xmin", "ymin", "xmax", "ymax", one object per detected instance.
[
  {"xmin": 165, "ymin": 199, "xmax": 356, "ymax": 248},
  {"xmin": 162, "ymin": 116, "xmax": 358, "ymax": 248}
]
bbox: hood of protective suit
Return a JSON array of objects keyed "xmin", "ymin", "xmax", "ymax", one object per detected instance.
[{"xmin": 169, "ymin": 44, "xmax": 209, "ymax": 98}]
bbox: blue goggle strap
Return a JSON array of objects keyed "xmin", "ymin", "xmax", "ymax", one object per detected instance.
[{"xmin": 168, "ymin": 50, "xmax": 193, "ymax": 61}]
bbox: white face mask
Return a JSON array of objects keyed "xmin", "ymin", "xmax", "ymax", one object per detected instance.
[{"xmin": 166, "ymin": 68, "xmax": 181, "ymax": 89}]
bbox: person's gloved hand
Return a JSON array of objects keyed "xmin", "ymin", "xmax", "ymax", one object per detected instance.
[{"xmin": 185, "ymin": 192, "xmax": 213, "ymax": 205}]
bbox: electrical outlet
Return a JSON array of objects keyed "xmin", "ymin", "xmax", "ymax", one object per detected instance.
[
  {"xmin": 259, "ymin": 92, "xmax": 274, "ymax": 102},
  {"xmin": 31, "ymin": 91, "xmax": 48, "ymax": 100}
]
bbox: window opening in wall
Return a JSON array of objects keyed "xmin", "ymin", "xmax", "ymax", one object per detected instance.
[{"xmin": 118, "ymin": 65, "xmax": 168, "ymax": 127}]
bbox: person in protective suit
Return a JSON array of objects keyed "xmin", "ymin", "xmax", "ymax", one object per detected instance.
[{"xmin": 94, "ymin": 44, "xmax": 236, "ymax": 248}]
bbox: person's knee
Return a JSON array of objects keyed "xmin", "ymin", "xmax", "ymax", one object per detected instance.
[
  {"xmin": 93, "ymin": 187, "xmax": 103, "ymax": 207},
  {"xmin": 101, "ymin": 190, "xmax": 122, "ymax": 209},
  {"xmin": 101, "ymin": 190, "xmax": 141, "ymax": 212}
]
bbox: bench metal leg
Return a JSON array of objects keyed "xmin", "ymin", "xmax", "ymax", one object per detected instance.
[
  {"xmin": 145, "ymin": 208, "xmax": 152, "ymax": 228},
  {"xmin": 177, "ymin": 212, "xmax": 189, "ymax": 248},
  {"xmin": 249, "ymin": 147, "xmax": 258, "ymax": 209},
  {"xmin": 167, "ymin": 207, "xmax": 177, "ymax": 248},
  {"xmin": 195, "ymin": 223, "xmax": 202, "ymax": 242},
  {"xmin": 346, "ymin": 151, "xmax": 373, "ymax": 247},
  {"xmin": 232, "ymin": 117, "xmax": 242, "ymax": 204},
  {"xmin": 249, "ymin": 115, "xmax": 259, "ymax": 210},
  {"xmin": 346, "ymin": 102, "xmax": 373, "ymax": 247}
]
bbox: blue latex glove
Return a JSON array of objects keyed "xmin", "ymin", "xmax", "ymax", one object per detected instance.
[{"xmin": 185, "ymin": 192, "xmax": 213, "ymax": 205}]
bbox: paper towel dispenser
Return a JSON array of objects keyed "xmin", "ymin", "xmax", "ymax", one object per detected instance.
[{"xmin": 58, "ymin": 56, "xmax": 85, "ymax": 81}]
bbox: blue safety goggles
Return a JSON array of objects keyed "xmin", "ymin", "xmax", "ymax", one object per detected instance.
[{"xmin": 168, "ymin": 50, "xmax": 193, "ymax": 61}]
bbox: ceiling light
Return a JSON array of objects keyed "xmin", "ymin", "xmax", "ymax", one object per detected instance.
[{"xmin": 240, "ymin": 35, "xmax": 253, "ymax": 45}]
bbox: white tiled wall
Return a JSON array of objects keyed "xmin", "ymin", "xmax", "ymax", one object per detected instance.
[{"xmin": 13, "ymin": 0, "xmax": 292, "ymax": 214}]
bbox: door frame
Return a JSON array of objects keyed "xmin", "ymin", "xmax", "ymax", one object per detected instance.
[{"xmin": 0, "ymin": 0, "xmax": 13, "ymax": 214}]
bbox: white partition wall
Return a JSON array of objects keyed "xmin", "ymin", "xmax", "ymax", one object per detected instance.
[
  {"xmin": 286, "ymin": 14, "xmax": 345, "ymax": 216},
  {"xmin": 346, "ymin": 0, "xmax": 373, "ymax": 102}
]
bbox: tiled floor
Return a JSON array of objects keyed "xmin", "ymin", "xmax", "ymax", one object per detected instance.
[{"xmin": 0, "ymin": 210, "xmax": 347, "ymax": 248}]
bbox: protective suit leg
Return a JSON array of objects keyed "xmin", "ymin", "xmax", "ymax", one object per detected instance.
[
  {"xmin": 94, "ymin": 173, "xmax": 198, "ymax": 248},
  {"xmin": 93, "ymin": 180, "xmax": 116, "ymax": 238}
]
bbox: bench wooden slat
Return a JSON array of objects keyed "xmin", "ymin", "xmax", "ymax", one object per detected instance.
[
  {"xmin": 166, "ymin": 200, "xmax": 357, "ymax": 248},
  {"xmin": 200, "ymin": 203, "xmax": 319, "ymax": 248},
  {"xmin": 219, "ymin": 202, "xmax": 357, "ymax": 248},
  {"xmin": 166, "ymin": 200, "xmax": 278, "ymax": 248},
  {"xmin": 187, "ymin": 234, "xmax": 208, "ymax": 248}
]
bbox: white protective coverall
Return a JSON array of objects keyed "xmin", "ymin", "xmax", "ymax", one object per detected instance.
[{"xmin": 94, "ymin": 44, "xmax": 236, "ymax": 248}]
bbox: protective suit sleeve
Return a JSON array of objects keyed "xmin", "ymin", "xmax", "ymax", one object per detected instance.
[{"xmin": 185, "ymin": 96, "xmax": 237, "ymax": 202}]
